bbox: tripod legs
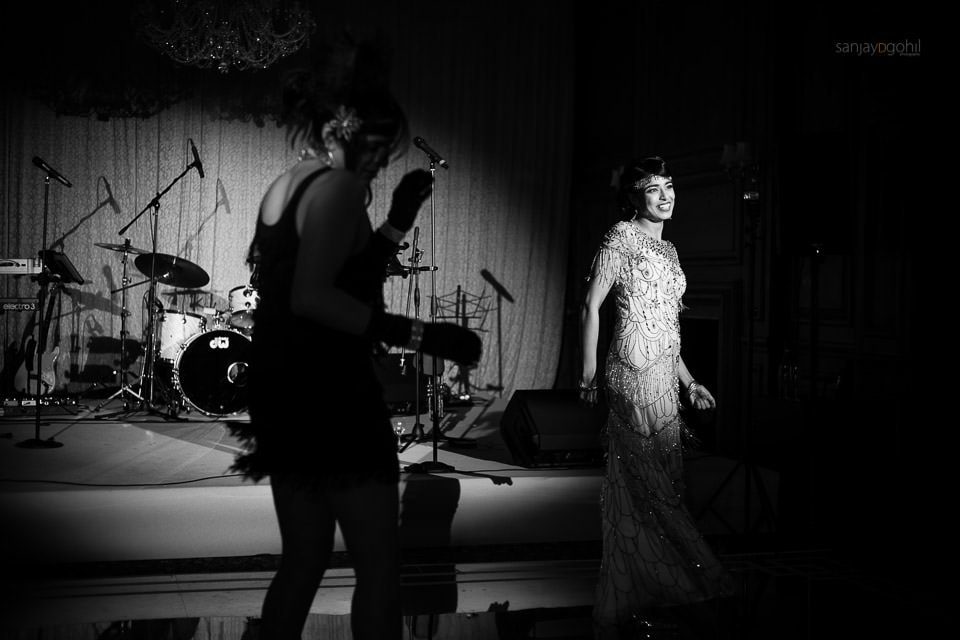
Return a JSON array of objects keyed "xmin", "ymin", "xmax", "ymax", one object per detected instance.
[
  {"xmin": 95, "ymin": 242, "xmax": 149, "ymax": 415},
  {"xmin": 93, "ymin": 383, "xmax": 145, "ymax": 413},
  {"xmin": 93, "ymin": 346, "xmax": 145, "ymax": 414}
]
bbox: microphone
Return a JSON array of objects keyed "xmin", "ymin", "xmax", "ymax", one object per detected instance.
[
  {"xmin": 412, "ymin": 137, "xmax": 449, "ymax": 170},
  {"xmin": 189, "ymin": 139, "xmax": 205, "ymax": 178},
  {"xmin": 32, "ymin": 156, "xmax": 72, "ymax": 187}
]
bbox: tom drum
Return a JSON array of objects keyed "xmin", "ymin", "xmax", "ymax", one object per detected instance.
[
  {"xmin": 228, "ymin": 285, "xmax": 259, "ymax": 334},
  {"xmin": 157, "ymin": 310, "xmax": 205, "ymax": 361}
]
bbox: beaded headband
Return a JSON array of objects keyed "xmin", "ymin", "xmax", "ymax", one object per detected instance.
[
  {"xmin": 632, "ymin": 174, "xmax": 672, "ymax": 191},
  {"xmin": 327, "ymin": 105, "xmax": 363, "ymax": 141}
]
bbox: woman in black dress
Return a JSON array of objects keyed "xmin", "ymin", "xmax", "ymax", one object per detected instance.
[{"xmin": 231, "ymin": 40, "xmax": 481, "ymax": 640}]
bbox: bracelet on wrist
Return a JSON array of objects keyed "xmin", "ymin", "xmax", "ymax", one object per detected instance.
[{"xmin": 687, "ymin": 380, "xmax": 700, "ymax": 397}]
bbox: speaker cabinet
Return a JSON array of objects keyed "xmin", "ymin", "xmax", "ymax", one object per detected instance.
[{"xmin": 500, "ymin": 389, "xmax": 606, "ymax": 467}]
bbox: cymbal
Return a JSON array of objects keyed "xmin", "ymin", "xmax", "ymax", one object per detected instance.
[
  {"xmin": 134, "ymin": 253, "xmax": 210, "ymax": 288},
  {"xmin": 95, "ymin": 242, "xmax": 150, "ymax": 254}
]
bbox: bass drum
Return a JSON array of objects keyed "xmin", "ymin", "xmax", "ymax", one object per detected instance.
[{"xmin": 174, "ymin": 329, "xmax": 251, "ymax": 416}]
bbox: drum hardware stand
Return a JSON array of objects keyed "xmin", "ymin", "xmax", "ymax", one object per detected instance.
[
  {"xmin": 94, "ymin": 239, "xmax": 146, "ymax": 414},
  {"xmin": 402, "ymin": 146, "xmax": 472, "ymax": 474},
  {"xmin": 114, "ymin": 143, "xmax": 203, "ymax": 418},
  {"xmin": 17, "ymin": 158, "xmax": 71, "ymax": 449}
]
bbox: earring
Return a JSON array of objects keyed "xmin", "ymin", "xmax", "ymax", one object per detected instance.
[{"xmin": 297, "ymin": 146, "xmax": 334, "ymax": 166}]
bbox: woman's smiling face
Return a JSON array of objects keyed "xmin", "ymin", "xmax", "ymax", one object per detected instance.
[{"xmin": 629, "ymin": 175, "xmax": 675, "ymax": 222}]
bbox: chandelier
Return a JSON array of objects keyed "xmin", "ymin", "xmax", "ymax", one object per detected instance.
[{"xmin": 138, "ymin": 0, "xmax": 317, "ymax": 73}]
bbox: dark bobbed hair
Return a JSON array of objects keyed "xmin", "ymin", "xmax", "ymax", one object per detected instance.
[
  {"xmin": 278, "ymin": 31, "xmax": 410, "ymax": 167},
  {"xmin": 616, "ymin": 156, "xmax": 670, "ymax": 219}
]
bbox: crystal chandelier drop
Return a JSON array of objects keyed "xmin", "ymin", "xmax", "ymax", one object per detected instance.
[{"xmin": 138, "ymin": 0, "xmax": 317, "ymax": 73}]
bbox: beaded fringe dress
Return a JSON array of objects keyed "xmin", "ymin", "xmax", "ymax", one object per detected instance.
[{"xmin": 589, "ymin": 221, "xmax": 732, "ymax": 638}]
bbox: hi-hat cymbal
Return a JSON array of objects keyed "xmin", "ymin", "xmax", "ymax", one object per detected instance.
[
  {"xmin": 96, "ymin": 242, "xmax": 150, "ymax": 254},
  {"xmin": 134, "ymin": 253, "xmax": 210, "ymax": 288}
]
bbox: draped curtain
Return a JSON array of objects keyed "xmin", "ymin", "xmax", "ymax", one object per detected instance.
[{"xmin": 0, "ymin": 1, "xmax": 574, "ymax": 398}]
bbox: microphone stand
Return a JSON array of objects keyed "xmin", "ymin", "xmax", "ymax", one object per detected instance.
[
  {"xmin": 115, "ymin": 159, "xmax": 198, "ymax": 415},
  {"xmin": 405, "ymin": 158, "xmax": 457, "ymax": 474},
  {"xmin": 479, "ymin": 269, "xmax": 514, "ymax": 397},
  {"xmin": 400, "ymin": 228, "xmax": 427, "ymax": 446},
  {"xmin": 18, "ymin": 170, "xmax": 65, "ymax": 449}
]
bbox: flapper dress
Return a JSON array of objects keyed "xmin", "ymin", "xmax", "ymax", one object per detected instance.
[
  {"xmin": 229, "ymin": 168, "xmax": 400, "ymax": 488},
  {"xmin": 589, "ymin": 221, "xmax": 732, "ymax": 637}
]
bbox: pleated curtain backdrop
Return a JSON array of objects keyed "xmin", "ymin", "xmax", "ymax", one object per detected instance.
[{"xmin": 0, "ymin": 1, "xmax": 574, "ymax": 399}]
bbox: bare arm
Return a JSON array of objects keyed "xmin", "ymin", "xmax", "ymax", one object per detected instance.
[{"xmin": 579, "ymin": 252, "xmax": 615, "ymax": 406}]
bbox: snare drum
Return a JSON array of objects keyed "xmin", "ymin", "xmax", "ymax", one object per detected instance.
[
  {"xmin": 174, "ymin": 329, "xmax": 251, "ymax": 416},
  {"xmin": 228, "ymin": 285, "xmax": 259, "ymax": 334},
  {"xmin": 157, "ymin": 310, "xmax": 205, "ymax": 361}
]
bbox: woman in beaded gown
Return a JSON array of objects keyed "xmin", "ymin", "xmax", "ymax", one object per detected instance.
[{"xmin": 580, "ymin": 157, "xmax": 733, "ymax": 638}]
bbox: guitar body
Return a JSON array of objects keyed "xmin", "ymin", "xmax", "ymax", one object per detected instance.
[
  {"xmin": 13, "ymin": 283, "xmax": 62, "ymax": 397},
  {"xmin": 13, "ymin": 340, "xmax": 58, "ymax": 396},
  {"xmin": 38, "ymin": 345, "xmax": 59, "ymax": 393},
  {"xmin": 13, "ymin": 336, "xmax": 36, "ymax": 394}
]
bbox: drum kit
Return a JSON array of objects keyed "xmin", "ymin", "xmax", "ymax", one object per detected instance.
[{"xmin": 94, "ymin": 241, "xmax": 258, "ymax": 417}]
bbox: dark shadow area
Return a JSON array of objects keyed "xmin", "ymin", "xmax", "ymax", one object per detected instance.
[
  {"xmin": 400, "ymin": 474, "xmax": 461, "ymax": 620},
  {"xmin": 0, "ymin": 546, "xmax": 946, "ymax": 639}
]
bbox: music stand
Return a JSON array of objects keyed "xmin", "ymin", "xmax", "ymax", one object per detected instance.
[
  {"xmin": 433, "ymin": 285, "xmax": 490, "ymax": 403},
  {"xmin": 39, "ymin": 251, "xmax": 85, "ymax": 286}
]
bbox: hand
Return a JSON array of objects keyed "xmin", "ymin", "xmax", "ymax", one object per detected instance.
[
  {"xmin": 688, "ymin": 383, "xmax": 716, "ymax": 411},
  {"xmin": 387, "ymin": 169, "xmax": 433, "ymax": 232},
  {"xmin": 578, "ymin": 385, "xmax": 599, "ymax": 407},
  {"xmin": 420, "ymin": 322, "xmax": 482, "ymax": 366}
]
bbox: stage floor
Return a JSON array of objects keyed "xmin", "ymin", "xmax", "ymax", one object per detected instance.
[{"xmin": 0, "ymin": 391, "xmax": 946, "ymax": 638}]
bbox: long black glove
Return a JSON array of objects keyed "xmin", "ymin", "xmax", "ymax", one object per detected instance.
[
  {"xmin": 420, "ymin": 322, "xmax": 482, "ymax": 366},
  {"xmin": 387, "ymin": 169, "xmax": 433, "ymax": 232},
  {"xmin": 366, "ymin": 309, "xmax": 482, "ymax": 366}
]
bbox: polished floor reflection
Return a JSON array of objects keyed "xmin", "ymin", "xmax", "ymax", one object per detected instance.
[
  {"xmin": 1, "ymin": 543, "xmax": 946, "ymax": 639},
  {"xmin": 0, "ymin": 394, "xmax": 948, "ymax": 639}
]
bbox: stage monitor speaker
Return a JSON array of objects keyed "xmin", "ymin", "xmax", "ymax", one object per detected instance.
[{"xmin": 500, "ymin": 389, "xmax": 606, "ymax": 468}]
